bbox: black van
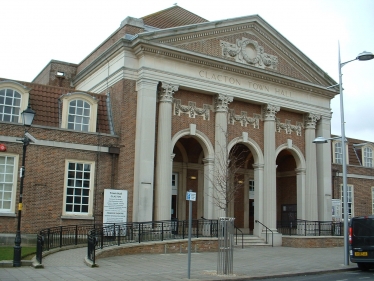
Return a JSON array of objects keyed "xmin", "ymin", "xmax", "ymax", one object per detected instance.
[{"xmin": 349, "ymin": 215, "xmax": 374, "ymax": 270}]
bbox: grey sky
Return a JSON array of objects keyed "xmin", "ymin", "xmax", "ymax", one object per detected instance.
[{"xmin": 1, "ymin": 0, "xmax": 373, "ymax": 141}]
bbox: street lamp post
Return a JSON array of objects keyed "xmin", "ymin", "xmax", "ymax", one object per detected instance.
[
  {"xmin": 13, "ymin": 106, "xmax": 35, "ymax": 267},
  {"xmin": 314, "ymin": 45, "xmax": 374, "ymax": 266}
]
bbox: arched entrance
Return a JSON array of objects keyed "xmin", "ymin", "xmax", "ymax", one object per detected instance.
[
  {"xmin": 227, "ymin": 136, "xmax": 264, "ymax": 235},
  {"xmin": 276, "ymin": 150, "xmax": 297, "ymax": 228},
  {"xmin": 275, "ymin": 143, "xmax": 306, "ymax": 227},
  {"xmin": 171, "ymin": 129, "xmax": 214, "ymax": 221}
]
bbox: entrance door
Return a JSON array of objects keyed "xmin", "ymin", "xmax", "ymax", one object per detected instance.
[
  {"xmin": 281, "ymin": 204, "xmax": 297, "ymax": 227},
  {"xmin": 171, "ymin": 173, "xmax": 178, "ymax": 219}
]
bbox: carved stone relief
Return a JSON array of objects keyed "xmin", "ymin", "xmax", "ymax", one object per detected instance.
[
  {"xmin": 158, "ymin": 82, "xmax": 179, "ymax": 102},
  {"xmin": 276, "ymin": 119, "xmax": 303, "ymax": 136},
  {"xmin": 215, "ymin": 94, "xmax": 233, "ymax": 112},
  {"xmin": 220, "ymin": 37, "xmax": 278, "ymax": 70},
  {"xmin": 174, "ymin": 99, "xmax": 210, "ymax": 120},
  {"xmin": 304, "ymin": 113, "xmax": 321, "ymax": 129},
  {"xmin": 262, "ymin": 104, "xmax": 280, "ymax": 120},
  {"xmin": 229, "ymin": 110, "xmax": 261, "ymax": 129}
]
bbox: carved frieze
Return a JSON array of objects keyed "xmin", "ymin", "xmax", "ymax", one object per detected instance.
[
  {"xmin": 276, "ymin": 119, "xmax": 303, "ymax": 136},
  {"xmin": 220, "ymin": 37, "xmax": 278, "ymax": 70},
  {"xmin": 174, "ymin": 99, "xmax": 210, "ymax": 120},
  {"xmin": 229, "ymin": 110, "xmax": 261, "ymax": 129}
]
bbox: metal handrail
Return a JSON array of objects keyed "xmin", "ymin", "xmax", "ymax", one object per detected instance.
[
  {"xmin": 255, "ymin": 220, "xmax": 273, "ymax": 247},
  {"xmin": 87, "ymin": 219, "xmax": 219, "ymax": 265},
  {"xmin": 234, "ymin": 225, "xmax": 243, "ymax": 249},
  {"xmin": 276, "ymin": 220, "xmax": 344, "ymax": 236}
]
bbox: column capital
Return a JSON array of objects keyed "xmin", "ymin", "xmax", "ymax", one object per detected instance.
[
  {"xmin": 304, "ymin": 113, "xmax": 320, "ymax": 129},
  {"xmin": 215, "ymin": 94, "xmax": 233, "ymax": 112},
  {"xmin": 262, "ymin": 104, "xmax": 280, "ymax": 120},
  {"xmin": 158, "ymin": 82, "xmax": 179, "ymax": 103}
]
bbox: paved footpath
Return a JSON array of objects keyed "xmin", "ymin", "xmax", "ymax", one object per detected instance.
[{"xmin": 0, "ymin": 246, "xmax": 357, "ymax": 281}]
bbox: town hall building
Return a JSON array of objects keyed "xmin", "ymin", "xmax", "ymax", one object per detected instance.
[{"xmin": 2, "ymin": 5, "xmax": 372, "ymax": 246}]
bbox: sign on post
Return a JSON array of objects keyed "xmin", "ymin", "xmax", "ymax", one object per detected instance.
[{"xmin": 186, "ymin": 191, "xmax": 196, "ymax": 201}]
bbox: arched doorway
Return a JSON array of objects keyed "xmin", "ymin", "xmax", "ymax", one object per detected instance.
[
  {"xmin": 276, "ymin": 149, "xmax": 297, "ymax": 228},
  {"xmin": 172, "ymin": 137, "xmax": 204, "ymax": 220},
  {"xmin": 226, "ymin": 136, "xmax": 263, "ymax": 235}
]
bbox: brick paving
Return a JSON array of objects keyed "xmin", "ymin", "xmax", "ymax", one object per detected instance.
[{"xmin": 0, "ymin": 246, "xmax": 357, "ymax": 281}]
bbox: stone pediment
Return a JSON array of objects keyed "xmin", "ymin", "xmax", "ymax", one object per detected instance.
[{"xmin": 136, "ymin": 15, "xmax": 335, "ymax": 87}]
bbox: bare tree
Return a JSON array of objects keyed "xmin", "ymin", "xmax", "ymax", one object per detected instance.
[{"xmin": 209, "ymin": 137, "xmax": 249, "ymax": 217}]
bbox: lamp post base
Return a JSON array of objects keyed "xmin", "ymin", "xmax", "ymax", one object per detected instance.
[{"xmin": 13, "ymin": 231, "xmax": 22, "ymax": 267}]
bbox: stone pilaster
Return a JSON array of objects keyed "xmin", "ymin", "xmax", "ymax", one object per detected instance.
[
  {"xmin": 155, "ymin": 82, "xmax": 179, "ymax": 221},
  {"xmin": 133, "ymin": 79, "xmax": 159, "ymax": 222}
]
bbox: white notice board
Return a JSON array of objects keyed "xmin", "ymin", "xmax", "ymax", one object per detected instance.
[{"xmin": 103, "ymin": 189, "xmax": 128, "ymax": 224}]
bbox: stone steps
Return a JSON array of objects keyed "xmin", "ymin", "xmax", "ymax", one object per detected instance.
[{"xmin": 234, "ymin": 235, "xmax": 271, "ymax": 247}]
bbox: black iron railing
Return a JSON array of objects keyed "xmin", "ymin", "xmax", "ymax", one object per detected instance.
[
  {"xmin": 277, "ymin": 220, "xmax": 344, "ymax": 236},
  {"xmin": 36, "ymin": 224, "xmax": 97, "ymax": 264},
  {"xmin": 87, "ymin": 219, "xmax": 219, "ymax": 265},
  {"xmin": 234, "ymin": 226, "xmax": 243, "ymax": 248},
  {"xmin": 255, "ymin": 220, "xmax": 273, "ymax": 247}
]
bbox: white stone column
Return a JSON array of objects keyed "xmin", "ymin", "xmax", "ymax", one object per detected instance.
[
  {"xmin": 252, "ymin": 163, "xmax": 264, "ymax": 237},
  {"xmin": 155, "ymin": 82, "xmax": 179, "ymax": 221},
  {"xmin": 243, "ymin": 174, "xmax": 250, "ymax": 229},
  {"xmin": 133, "ymin": 79, "xmax": 159, "ymax": 222},
  {"xmin": 304, "ymin": 113, "xmax": 320, "ymax": 221},
  {"xmin": 316, "ymin": 115, "xmax": 333, "ymax": 221},
  {"xmin": 197, "ymin": 167, "xmax": 204, "ymax": 219},
  {"xmin": 295, "ymin": 168, "xmax": 306, "ymax": 220},
  {"xmin": 178, "ymin": 162, "xmax": 188, "ymax": 221},
  {"xmin": 262, "ymin": 104, "xmax": 279, "ymax": 231},
  {"xmin": 214, "ymin": 94, "xmax": 233, "ymax": 218},
  {"xmin": 203, "ymin": 157, "xmax": 214, "ymax": 219}
]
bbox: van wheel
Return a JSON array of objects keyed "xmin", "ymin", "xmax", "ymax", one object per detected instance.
[{"xmin": 357, "ymin": 263, "xmax": 369, "ymax": 271}]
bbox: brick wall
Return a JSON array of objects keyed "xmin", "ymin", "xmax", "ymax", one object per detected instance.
[
  {"xmin": 282, "ymin": 236, "xmax": 344, "ymax": 248},
  {"xmin": 95, "ymin": 238, "xmax": 218, "ymax": 260}
]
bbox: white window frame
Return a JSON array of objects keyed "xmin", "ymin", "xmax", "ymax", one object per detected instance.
[
  {"xmin": 362, "ymin": 145, "xmax": 373, "ymax": 167},
  {"xmin": 341, "ymin": 184, "xmax": 354, "ymax": 220},
  {"xmin": 249, "ymin": 179, "xmax": 254, "ymax": 200},
  {"xmin": 0, "ymin": 81, "xmax": 30, "ymax": 124},
  {"xmin": 332, "ymin": 140, "xmax": 349, "ymax": 164},
  {"xmin": 0, "ymin": 154, "xmax": 19, "ymax": 215},
  {"xmin": 61, "ymin": 93, "xmax": 98, "ymax": 132},
  {"xmin": 172, "ymin": 173, "xmax": 178, "ymax": 196},
  {"xmin": 62, "ymin": 159, "xmax": 95, "ymax": 218}
]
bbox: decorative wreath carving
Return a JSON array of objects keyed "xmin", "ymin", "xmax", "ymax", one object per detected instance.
[
  {"xmin": 276, "ymin": 119, "xmax": 303, "ymax": 136},
  {"xmin": 174, "ymin": 100, "xmax": 210, "ymax": 120},
  {"xmin": 220, "ymin": 37, "xmax": 278, "ymax": 70},
  {"xmin": 229, "ymin": 110, "xmax": 261, "ymax": 129}
]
